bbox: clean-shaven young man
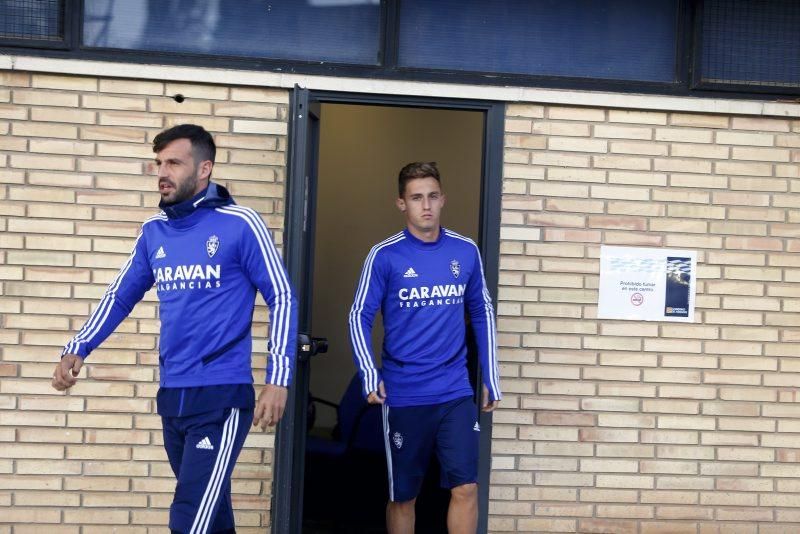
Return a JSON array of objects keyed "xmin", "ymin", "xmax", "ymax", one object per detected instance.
[{"xmin": 349, "ymin": 162, "xmax": 501, "ymax": 533}]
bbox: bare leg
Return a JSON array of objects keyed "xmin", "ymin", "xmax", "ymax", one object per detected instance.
[
  {"xmin": 387, "ymin": 498, "xmax": 416, "ymax": 534},
  {"xmin": 447, "ymin": 483, "xmax": 478, "ymax": 534}
]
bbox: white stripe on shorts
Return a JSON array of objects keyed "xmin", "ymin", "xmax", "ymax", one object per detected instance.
[
  {"xmin": 190, "ymin": 408, "xmax": 240, "ymax": 534},
  {"xmin": 382, "ymin": 404, "xmax": 395, "ymax": 502}
]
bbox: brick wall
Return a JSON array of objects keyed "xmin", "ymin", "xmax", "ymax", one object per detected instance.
[
  {"xmin": 493, "ymin": 104, "xmax": 800, "ymax": 533},
  {"xmin": 4, "ymin": 68, "xmax": 800, "ymax": 533},
  {"xmin": 0, "ymin": 71, "xmax": 289, "ymax": 532}
]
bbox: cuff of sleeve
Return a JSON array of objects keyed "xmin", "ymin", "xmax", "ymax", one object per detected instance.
[
  {"xmin": 265, "ymin": 375, "xmax": 292, "ymax": 387},
  {"xmin": 370, "ymin": 374, "xmax": 383, "ymax": 395},
  {"xmin": 265, "ymin": 356, "xmax": 293, "ymax": 387},
  {"xmin": 62, "ymin": 344, "xmax": 89, "ymax": 358}
]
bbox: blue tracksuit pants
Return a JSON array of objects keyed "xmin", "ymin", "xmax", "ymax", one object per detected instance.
[{"xmin": 162, "ymin": 406, "xmax": 253, "ymax": 534}]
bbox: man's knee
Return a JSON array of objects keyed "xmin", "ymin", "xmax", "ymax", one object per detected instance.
[
  {"xmin": 451, "ymin": 482, "xmax": 477, "ymax": 502},
  {"xmin": 388, "ymin": 497, "xmax": 417, "ymax": 511}
]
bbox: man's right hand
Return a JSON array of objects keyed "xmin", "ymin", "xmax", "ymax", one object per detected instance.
[
  {"xmin": 52, "ymin": 354, "xmax": 84, "ymax": 391},
  {"xmin": 367, "ymin": 381, "xmax": 386, "ymax": 405}
]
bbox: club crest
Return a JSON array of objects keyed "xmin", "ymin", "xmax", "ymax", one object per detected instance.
[
  {"xmin": 450, "ymin": 259, "xmax": 461, "ymax": 278},
  {"xmin": 392, "ymin": 431, "xmax": 403, "ymax": 449},
  {"xmin": 206, "ymin": 235, "xmax": 220, "ymax": 258}
]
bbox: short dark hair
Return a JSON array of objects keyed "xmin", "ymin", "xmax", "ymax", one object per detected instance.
[
  {"xmin": 153, "ymin": 124, "xmax": 216, "ymax": 165},
  {"xmin": 398, "ymin": 161, "xmax": 441, "ymax": 196}
]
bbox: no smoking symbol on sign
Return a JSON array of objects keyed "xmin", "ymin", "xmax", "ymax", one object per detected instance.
[{"xmin": 631, "ymin": 293, "xmax": 644, "ymax": 306}]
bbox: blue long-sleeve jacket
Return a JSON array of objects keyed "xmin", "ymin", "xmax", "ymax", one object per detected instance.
[
  {"xmin": 63, "ymin": 183, "xmax": 298, "ymax": 394},
  {"xmin": 349, "ymin": 228, "xmax": 501, "ymax": 407}
]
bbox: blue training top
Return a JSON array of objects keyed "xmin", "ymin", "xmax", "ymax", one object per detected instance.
[
  {"xmin": 63, "ymin": 183, "xmax": 298, "ymax": 414},
  {"xmin": 349, "ymin": 227, "xmax": 501, "ymax": 408}
]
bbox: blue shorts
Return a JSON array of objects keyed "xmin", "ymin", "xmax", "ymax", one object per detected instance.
[
  {"xmin": 162, "ymin": 407, "xmax": 253, "ymax": 534},
  {"xmin": 382, "ymin": 396, "xmax": 479, "ymax": 502}
]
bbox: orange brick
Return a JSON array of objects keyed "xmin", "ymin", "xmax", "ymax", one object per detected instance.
[{"xmin": 0, "ymin": 71, "xmax": 31, "ymax": 87}]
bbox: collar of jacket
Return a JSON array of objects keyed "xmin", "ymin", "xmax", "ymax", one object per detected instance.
[
  {"xmin": 403, "ymin": 226, "xmax": 447, "ymax": 250},
  {"xmin": 159, "ymin": 182, "xmax": 235, "ymax": 223}
]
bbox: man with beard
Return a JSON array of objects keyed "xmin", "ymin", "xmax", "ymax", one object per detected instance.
[{"xmin": 52, "ymin": 124, "xmax": 297, "ymax": 534}]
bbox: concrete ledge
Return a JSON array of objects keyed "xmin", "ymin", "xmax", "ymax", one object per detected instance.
[{"xmin": 2, "ymin": 54, "xmax": 799, "ymax": 118}]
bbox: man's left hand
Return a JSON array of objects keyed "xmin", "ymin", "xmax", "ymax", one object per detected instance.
[
  {"xmin": 481, "ymin": 384, "xmax": 500, "ymax": 413},
  {"xmin": 254, "ymin": 384, "xmax": 288, "ymax": 429}
]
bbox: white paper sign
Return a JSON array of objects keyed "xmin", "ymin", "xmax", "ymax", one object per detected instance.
[{"xmin": 598, "ymin": 246, "xmax": 697, "ymax": 322}]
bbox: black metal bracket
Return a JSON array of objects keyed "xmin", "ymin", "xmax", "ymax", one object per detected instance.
[{"xmin": 297, "ymin": 332, "xmax": 328, "ymax": 363}]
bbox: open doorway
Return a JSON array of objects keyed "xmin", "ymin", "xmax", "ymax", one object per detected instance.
[
  {"xmin": 273, "ymin": 90, "xmax": 503, "ymax": 534},
  {"xmin": 302, "ymin": 103, "xmax": 483, "ymax": 532}
]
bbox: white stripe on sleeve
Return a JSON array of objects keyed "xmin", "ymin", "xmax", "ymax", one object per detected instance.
[
  {"xmin": 348, "ymin": 233, "xmax": 404, "ymax": 395},
  {"xmin": 217, "ymin": 207, "xmax": 293, "ymax": 386}
]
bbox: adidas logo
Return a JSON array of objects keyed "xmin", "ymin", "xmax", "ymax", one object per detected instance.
[
  {"xmin": 403, "ymin": 267, "xmax": 418, "ymax": 278},
  {"xmin": 473, "ymin": 422, "xmax": 480, "ymax": 432},
  {"xmin": 155, "ymin": 246, "xmax": 167, "ymax": 259},
  {"xmin": 196, "ymin": 437, "xmax": 214, "ymax": 450}
]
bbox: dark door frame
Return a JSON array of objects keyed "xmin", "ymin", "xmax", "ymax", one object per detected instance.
[{"xmin": 273, "ymin": 88, "xmax": 505, "ymax": 534}]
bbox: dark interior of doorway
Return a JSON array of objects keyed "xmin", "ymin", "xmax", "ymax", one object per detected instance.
[{"xmin": 301, "ymin": 103, "xmax": 484, "ymax": 533}]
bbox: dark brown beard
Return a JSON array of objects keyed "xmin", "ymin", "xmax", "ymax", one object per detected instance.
[{"xmin": 161, "ymin": 174, "xmax": 198, "ymax": 206}]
